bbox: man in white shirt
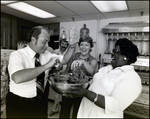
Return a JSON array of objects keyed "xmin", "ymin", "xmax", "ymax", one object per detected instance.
[
  {"xmin": 49, "ymin": 38, "xmax": 69, "ymax": 116},
  {"xmin": 6, "ymin": 26, "xmax": 76, "ymax": 118}
]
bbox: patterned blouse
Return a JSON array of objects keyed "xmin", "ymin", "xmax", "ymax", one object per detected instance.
[{"xmin": 66, "ymin": 52, "xmax": 96, "ymax": 80}]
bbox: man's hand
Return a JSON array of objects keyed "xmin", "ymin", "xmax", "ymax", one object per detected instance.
[
  {"xmin": 55, "ymin": 64, "xmax": 63, "ymax": 71},
  {"xmin": 46, "ymin": 57, "xmax": 59, "ymax": 68}
]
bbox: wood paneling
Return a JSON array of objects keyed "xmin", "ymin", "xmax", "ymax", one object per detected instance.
[
  {"xmin": 1, "ymin": 12, "xmax": 60, "ymax": 50},
  {"xmin": 1, "ymin": 12, "xmax": 39, "ymax": 50},
  {"xmin": 49, "ymin": 23, "xmax": 60, "ymax": 35},
  {"xmin": 43, "ymin": 23, "xmax": 60, "ymax": 35}
]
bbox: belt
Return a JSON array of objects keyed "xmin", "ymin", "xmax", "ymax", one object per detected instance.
[
  {"xmin": 19, "ymin": 96, "xmax": 37, "ymax": 101},
  {"xmin": 9, "ymin": 92, "xmax": 37, "ymax": 102}
]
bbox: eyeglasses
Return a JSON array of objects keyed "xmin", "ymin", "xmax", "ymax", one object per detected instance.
[{"xmin": 112, "ymin": 49, "xmax": 120, "ymax": 53}]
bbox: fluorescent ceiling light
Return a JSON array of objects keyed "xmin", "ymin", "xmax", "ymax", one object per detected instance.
[
  {"xmin": 1, "ymin": 1, "xmax": 17, "ymax": 4},
  {"xmin": 91, "ymin": 1, "xmax": 128, "ymax": 12},
  {"xmin": 6, "ymin": 2, "xmax": 56, "ymax": 18}
]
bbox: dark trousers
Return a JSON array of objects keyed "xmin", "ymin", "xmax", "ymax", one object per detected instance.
[
  {"xmin": 6, "ymin": 92, "xmax": 48, "ymax": 118},
  {"xmin": 6, "ymin": 83, "xmax": 50, "ymax": 118},
  {"xmin": 59, "ymin": 96, "xmax": 82, "ymax": 119}
]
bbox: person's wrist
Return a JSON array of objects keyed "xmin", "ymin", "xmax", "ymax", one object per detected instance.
[
  {"xmin": 84, "ymin": 89, "xmax": 88, "ymax": 97},
  {"xmin": 45, "ymin": 62, "xmax": 53, "ymax": 70}
]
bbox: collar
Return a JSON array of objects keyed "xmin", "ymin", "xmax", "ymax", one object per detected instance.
[
  {"xmin": 25, "ymin": 45, "xmax": 36, "ymax": 59},
  {"xmin": 113, "ymin": 65, "xmax": 134, "ymax": 73}
]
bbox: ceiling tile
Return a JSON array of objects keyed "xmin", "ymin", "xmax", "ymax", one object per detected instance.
[
  {"xmin": 129, "ymin": 9, "xmax": 149, "ymax": 17},
  {"xmin": 81, "ymin": 13, "xmax": 106, "ymax": 20},
  {"xmin": 103, "ymin": 11, "xmax": 130, "ymax": 18},
  {"xmin": 127, "ymin": 1, "xmax": 149, "ymax": 10},
  {"xmin": 56, "ymin": 1, "xmax": 100, "ymax": 14},
  {"xmin": 1, "ymin": 1, "xmax": 149, "ymax": 24},
  {"xmin": 61, "ymin": 15, "xmax": 85, "ymax": 22},
  {"xmin": 1, "ymin": 6, "xmax": 39, "ymax": 20},
  {"xmin": 25, "ymin": 1, "xmax": 76, "ymax": 17}
]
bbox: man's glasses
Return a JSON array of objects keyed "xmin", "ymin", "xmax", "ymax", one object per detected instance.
[{"xmin": 112, "ymin": 49, "xmax": 120, "ymax": 53}]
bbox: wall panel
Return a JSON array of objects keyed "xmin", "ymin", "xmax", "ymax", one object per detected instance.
[{"xmin": 1, "ymin": 12, "xmax": 39, "ymax": 49}]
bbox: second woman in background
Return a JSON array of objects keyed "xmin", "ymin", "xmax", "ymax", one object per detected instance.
[{"xmin": 59, "ymin": 36, "xmax": 97, "ymax": 118}]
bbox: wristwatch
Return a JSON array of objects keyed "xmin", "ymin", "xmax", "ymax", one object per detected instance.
[{"xmin": 93, "ymin": 93, "xmax": 98, "ymax": 103}]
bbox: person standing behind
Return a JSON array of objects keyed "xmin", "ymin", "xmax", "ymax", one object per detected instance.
[
  {"xmin": 17, "ymin": 40, "xmax": 28, "ymax": 49},
  {"xmin": 6, "ymin": 26, "xmax": 77, "ymax": 118},
  {"xmin": 49, "ymin": 38, "xmax": 69, "ymax": 116}
]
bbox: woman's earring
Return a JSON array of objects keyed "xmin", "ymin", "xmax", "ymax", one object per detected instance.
[{"xmin": 124, "ymin": 57, "xmax": 127, "ymax": 61}]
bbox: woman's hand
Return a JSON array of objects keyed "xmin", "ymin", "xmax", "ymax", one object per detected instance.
[
  {"xmin": 62, "ymin": 85, "xmax": 87, "ymax": 98},
  {"xmin": 71, "ymin": 60, "xmax": 85, "ymax": 70},
  {"xmin": 69, "ymin": 34, "xmax": 78, "ymax": 46}
]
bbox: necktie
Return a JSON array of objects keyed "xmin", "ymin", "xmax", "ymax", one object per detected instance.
[{"xmin": 35, "ymin": 53, "xmax": 45, "ymax": 100}]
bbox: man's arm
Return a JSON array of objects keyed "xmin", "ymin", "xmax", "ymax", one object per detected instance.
[{"xmin": 11, "ymin": 57, "xmax": 58, "ymax": 84}]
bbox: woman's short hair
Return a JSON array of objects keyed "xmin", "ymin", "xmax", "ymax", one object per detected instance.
[
  {"xmin": 78, "ymin": 36, "xmax": 93, "ymax": 48},
  {"xmin": 26, "ymin": 26, "xmax": 50, "ymax": 42},
  {"xmin": 115, "ymin": 38, "xmax": 139, "ymax": 64}
]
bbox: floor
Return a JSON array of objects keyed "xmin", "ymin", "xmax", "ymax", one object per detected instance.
[
  {"xmin": 1, "ymin": 100, "xmax": 70, "ymax": 119},
  {"xmin": 47, "ymin": 100, "xmax": 60, "ymax": 118},
  {"xmin": 48, "ymin": 100, "xmax": 73, "ymax": 118},
  {"xmin": 1, "ymin": 100, "xmax": 143, "ymax": 118}
]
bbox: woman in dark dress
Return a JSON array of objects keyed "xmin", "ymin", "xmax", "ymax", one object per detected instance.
[{"xmin": 59, "ymin": 36, "xmax": 97, "ymax": 118}]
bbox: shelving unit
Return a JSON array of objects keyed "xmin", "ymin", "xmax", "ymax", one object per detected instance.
[{"xmin": 103, "ymin": 31, "xmax": 149, "ymax": 63}]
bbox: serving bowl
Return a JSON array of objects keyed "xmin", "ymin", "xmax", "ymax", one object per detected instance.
[{"xmin": 48, "ymin": 74, "xmax": 92, "ymax": 95}]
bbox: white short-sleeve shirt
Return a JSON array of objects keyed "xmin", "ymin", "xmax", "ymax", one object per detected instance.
[
  {"xmin": 77, "ymin": 65, "xmax": 142, "ymax": 118},
  {"xmin": 8, "ymin": 45, "xmax": 63, "ymax": 98}
]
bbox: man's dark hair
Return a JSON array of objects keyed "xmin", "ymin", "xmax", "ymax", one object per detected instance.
[
  {"xmin": 59, "ymin": 38, "xmax": 69, "ymax": 46},
  {"xmin": 26, "ymin": 26, "xmax": 50, "ymax": 42}
]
